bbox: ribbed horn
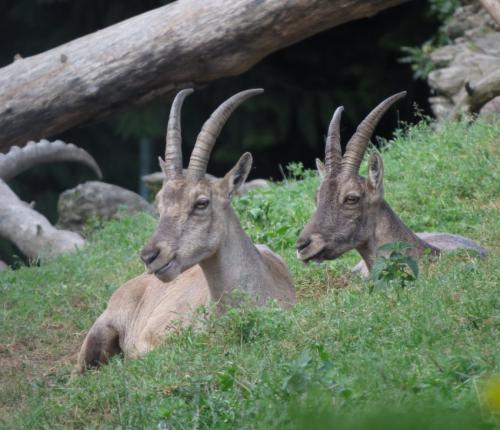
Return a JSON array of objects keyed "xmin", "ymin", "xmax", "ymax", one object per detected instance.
[
  {"xmin": 341, "ymin": 91, "xmax": 406, "ymax": 174},
  {"xmin": 187, "ymin": 89, "xmax": 263, "ymax": 179},
  {"xmin": 325, "ymin": 106, "xmax": 343, "ymax": 175},
  {"xmin": 164, "ymin": 88, "xmax": 193, "ymax": 177},
  {"xmin": 0, "ymin": 139, "xmax": 102, "ymax": 182}
]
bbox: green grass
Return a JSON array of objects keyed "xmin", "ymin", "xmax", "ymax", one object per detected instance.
[{"xmin": 0, "ymin": 118, "xmax": 499, "ymax": 429}]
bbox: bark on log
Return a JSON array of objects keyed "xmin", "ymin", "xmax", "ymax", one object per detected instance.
[
  {"xmin": 0, "ymin": 180, "xmax": 85, "ymax": 260},
  {"xmin": 0, "ymin": 0, "xmax": 408, "ymax": 151}
]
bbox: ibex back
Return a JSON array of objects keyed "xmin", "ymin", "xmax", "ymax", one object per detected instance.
[
  {"xmin": 297, "ymin": 92, "xmax": 486, "ymax": 274},
  {"xmin": 76, "ymin": 89, "xmax": 295, "ymax": 372}
]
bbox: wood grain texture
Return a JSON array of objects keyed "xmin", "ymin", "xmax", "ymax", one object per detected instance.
[{"xmin": 0, "ymin": 0, "xmax": 408, "ymax": 151}]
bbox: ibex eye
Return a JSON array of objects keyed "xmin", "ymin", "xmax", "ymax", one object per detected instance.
[
  {"xmin": 195, "ymin": 198, "xmax": 210, "ymax": 210},
  {"xmin": 345, "ymin": 195, "xmax": 359, "ymax": 205}
]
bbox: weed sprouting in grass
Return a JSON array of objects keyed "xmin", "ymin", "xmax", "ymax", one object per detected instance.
[
  {"xmin": 0, "ymin": 118, "xmax": 499, "ymax": 429},
  {"xmin": 371, "ymin": 241, "xmax": 419, "ymax": 290}
]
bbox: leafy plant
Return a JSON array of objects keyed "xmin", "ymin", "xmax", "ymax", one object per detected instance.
[
  {"xmin": 371, "ymin": 241, "xmax": 419, "ymax": 290},
  {"xmin": 429, "ymin": 0, "xmax": 460, "ymax": 21},
  {"xmin": 400, "ymin": 42, "xmax": 436, "ymax": 80},
  {"xmin": 399, "ymin": 0, "xmax": 460, "ymax": 79},
  {"xmin": 286, "ymin": 162, "xmax": 306, "ymax": 180}
]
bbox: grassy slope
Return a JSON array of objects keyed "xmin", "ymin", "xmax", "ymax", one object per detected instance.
[{"xmin": 0, "ymin": 118, "xmax": 499, "ymax": 429}]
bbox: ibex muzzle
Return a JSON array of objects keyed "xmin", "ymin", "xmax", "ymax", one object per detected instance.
[{"xmin": 140, "ymin": 89, "xmax": 261, "ymax": 282}]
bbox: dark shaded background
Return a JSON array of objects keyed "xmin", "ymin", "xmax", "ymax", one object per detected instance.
[{"xmin": 0, "ymin": 0, "xmax": 437, "ymax": 225}]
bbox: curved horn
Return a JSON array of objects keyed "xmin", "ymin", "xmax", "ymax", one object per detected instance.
[
  {"xmin": 341, "ymin": 91, "xmax": 406, "ymax": 174},
  {"xmin": 164, "ymin": 88, "xmax": 194, "ymax": 177},
  {"xmin": 187, "ymin": 89, "xmax": 264, "ymax": 179},
  {"xmin": 325, "ymin": 106, "xmax": 344, "ymax": 175},
  {"xmin": 0, "ymin": 139, "xmax": 102, "ymax": 182}
]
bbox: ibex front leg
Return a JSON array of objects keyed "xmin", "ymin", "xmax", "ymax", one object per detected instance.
[{"xmin": 75, "ymin": 313, "xmax": 121, "ymax": 373}]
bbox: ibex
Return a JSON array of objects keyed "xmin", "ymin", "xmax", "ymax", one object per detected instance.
[
  {"xmin": 296, "ymin": 92, "xmax": 487, "ymax": 275},
  {"xmin": 76, "ymin": 89, "xmax": 295, "ymax": 372}
]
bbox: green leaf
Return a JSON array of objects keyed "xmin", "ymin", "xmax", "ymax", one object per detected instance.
[
  {"xmin": 378, "ymin": 241, "xmax": 414, "ymax": 254},
  {"xmin": 404, "ymin": 256, "xmax": 419, "ymax": 279}
]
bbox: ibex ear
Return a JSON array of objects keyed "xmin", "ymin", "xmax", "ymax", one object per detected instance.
[
  {"xmin": 367, "ymin": 153, "xmax": 384, "ymax": 197},
  {"xmin": 315, "ymin": 158, "xmax": 326, "ymax": 180},
  {"xmin": 159, "ymin": 157, "xmax": 168, "ymax": 177},
  {"xmin": 220, "ymin": 152, "xmax": 253, "ymax": 199}
]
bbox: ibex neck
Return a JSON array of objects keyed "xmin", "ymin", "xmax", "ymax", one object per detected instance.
[
  {"xmin": 357, "ymin": 201, "xmax": 436, "ymax": 271},
  {"xmin": 199, "ymin": 208, "xmax": 268, "ymax": 309}
]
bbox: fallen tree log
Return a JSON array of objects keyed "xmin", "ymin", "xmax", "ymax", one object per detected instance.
[
  {"xmin": 0, "ymin": 140, "xmax": 100, "ymax": 260},
  {"xmin": 0, "ymin": 180, "xmax": 85, "ymax": 260},
  {"xmin": 0, "ymin": 0, "xmax": 408, "ymax": 151}
]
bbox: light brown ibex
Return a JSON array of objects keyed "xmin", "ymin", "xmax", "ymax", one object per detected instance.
[
  {"xmin": 76, "ymin": 89, "xmax": 295, "ymax": 372},
  {"xmin": 296, "ymin": 92, "xmax": 487, "ymax": 275}
]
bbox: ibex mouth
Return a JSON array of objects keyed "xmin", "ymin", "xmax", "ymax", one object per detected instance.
[
  {"xmin": 301, "ymin": 250, "xmax": 328, "ymax": 264},
  {"xmin": 154, "ymin": 257, "xmax": 176, "ymax": 276},
  {"xmin": 296, "ymin": 234, "xmax": 326, "ymax": 263}
]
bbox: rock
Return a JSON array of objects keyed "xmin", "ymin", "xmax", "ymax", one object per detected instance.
[
  {"xmin": 445, "ymin": 3, "xmax": 497, "ymax": 39},
  {"xmin": 240, "ymin": 179, "xmax": 270, "ymax": 194},
  {"xmin": 141, "ymin": 172, "xmax": 166, "ymax": 195},
  {"xmin": 57, "ymin": 181, "xmax": 153, "ymax": 233},
  {"xmin": 0, "ymin": 260, "xmax": 8, "ymax": 271},
  {"xmin": 479, "ymin": 95, "xmax": 500, "ymax": 114},
  {"xmin": 427, "ymin": 4, "xmax": 500, "ymax": 118}
]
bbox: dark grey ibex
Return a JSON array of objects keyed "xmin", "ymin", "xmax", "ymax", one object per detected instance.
[
  {"xmin": 76, "ymin": 89, "xmax": 295, "ymax": 372},
  {"xmin": 296, "ymin": 92, "xmax": 486, "ymax": 275},
  {"xmin": 0, "ymin": 139, "xmax": 101, "ymax": 261}
]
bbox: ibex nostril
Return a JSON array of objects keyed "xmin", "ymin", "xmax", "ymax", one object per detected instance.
[
  {"xmin": 296, "ymin": 237, "xmax": 312, "ymax": 252},
  {"xmin": 140, "ymin": 248, "xmax": 160, "ymax": 265}
]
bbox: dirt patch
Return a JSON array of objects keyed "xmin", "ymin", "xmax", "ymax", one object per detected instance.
[
  {"xmin": 0, "ymin": 329, "xmax": 84, "ymax": 421},
  {"xmin": 297, "ymin": 269, "xmax": 350, "ymax": 301}
]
